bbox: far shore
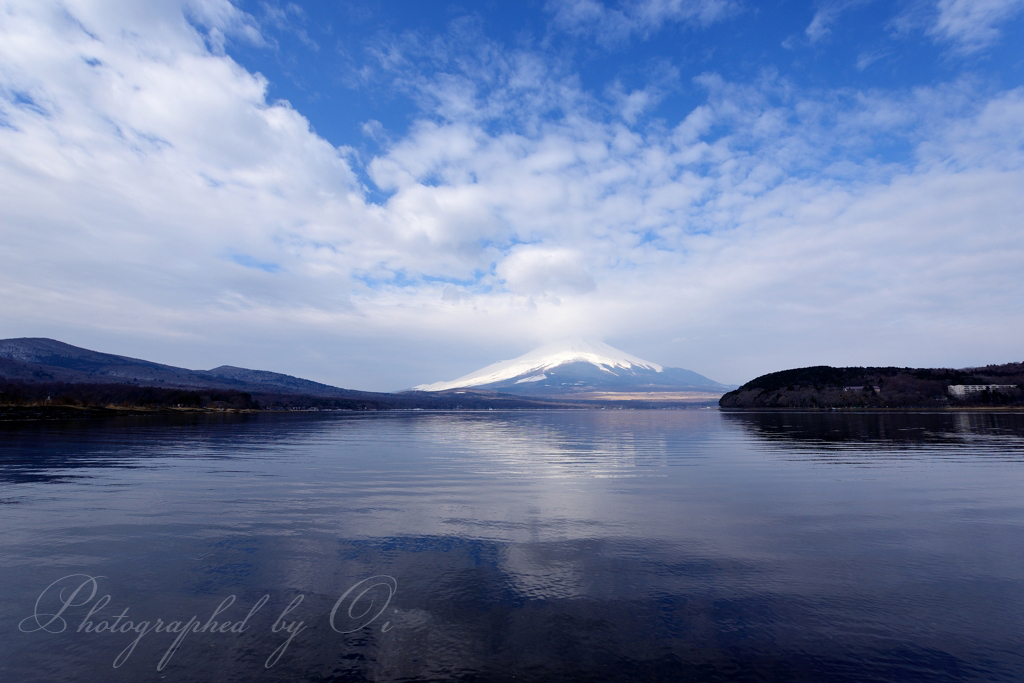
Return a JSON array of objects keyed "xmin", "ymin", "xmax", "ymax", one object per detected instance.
[{"xmin": 6, "ymin": 402, "xmax": 1024, "ymax": 423}]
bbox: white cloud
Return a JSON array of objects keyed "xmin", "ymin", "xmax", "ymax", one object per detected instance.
[
  {"xmin": 184, "ymin": 0, "xmax": 264, "ymax": 52},
  {"xmin": 855, "ymin": 48, "xmax": 890, "ymax": 70},
  {"xmin": 803, "ymin": 0, "xmax": 875, "ymax": 44},
  {"xmin": 546, "ymin": 0, "xmax": 740, "ymax": 45},
  {"xmin": 809, "ymin": 0, "xmax": 1022, "ymax": 54},
  {"xmin": 496, "ymin": 246, "xmax": 597, "ymax": 297},
  {"xmin": 0, "ymin": 1, "xmax": 1022, "ymax": 390},
  {"xmin": 929, "ymin": 0, "xmax": 1024, "ymax": 52}
]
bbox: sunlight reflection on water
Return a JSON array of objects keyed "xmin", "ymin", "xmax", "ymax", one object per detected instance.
[{"xmin": 2, "ymin": 410, "xmax": 1024, "ymax": 682}]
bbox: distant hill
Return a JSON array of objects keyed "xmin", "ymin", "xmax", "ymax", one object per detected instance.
[
  {"xmin": 1, "ymin": 337, "xmax": 713, "ymax": 414},
  {"xmin": 0, "ymin": 337, "xmax": 360, "ymax": 397},
  {"xmin": 413, "ymin": 339, "xmax": 732, "ymax": 396},
  {"xmin": 720, "ymin": 364, "xmax": 1024, "ymax": 409}
]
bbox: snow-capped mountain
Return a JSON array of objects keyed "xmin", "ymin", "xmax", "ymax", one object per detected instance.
[{"xmin": 413, "ymin": 339, "xmax": 732, "ymax": 395}]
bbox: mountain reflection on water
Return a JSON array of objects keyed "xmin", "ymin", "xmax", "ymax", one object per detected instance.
[
  {"xmin": 723, "ymin": 410, "xmax": 1024, "ymax": 460},
  {"xmin": 2, "ymin": 410, "xmax": 1023, "ymax": 682}
]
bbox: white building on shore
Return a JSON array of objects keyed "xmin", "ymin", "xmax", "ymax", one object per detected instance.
[{"xmin": 947, "ymin": 384, "xmax": 1018, "ymax": 398}]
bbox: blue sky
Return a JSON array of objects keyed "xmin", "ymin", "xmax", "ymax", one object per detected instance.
[
  {"xmin": 228, "ymin": 0, "xmax": 1024, "ymax": 153},
  {"xmin": 1, "ymin": 0, "xmax": 1022, "ymax": 390}
]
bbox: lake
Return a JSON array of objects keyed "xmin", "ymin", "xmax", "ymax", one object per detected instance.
[{"xmin": 3, "ymin": 410, "xmax": 1024, "ymax": 682}]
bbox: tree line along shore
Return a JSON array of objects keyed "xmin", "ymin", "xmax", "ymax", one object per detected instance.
[
  {"xmin": 4, "ymin": 362, "xmax": 1023, "ymax": 420},
  {"xmin": 0, "ymin": 379, "xmax": 627, "ymax": 420},
  {"xmin": 719, "ymin": 364, "xmax": 1024, "ymax": 409}
]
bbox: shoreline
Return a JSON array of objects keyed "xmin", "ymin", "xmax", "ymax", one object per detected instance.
[
  {"xmin": 0, "ymin": 404, "xmax": 266, "ymax": 421},
  {"xmin": 0, "ymin": 402, "xmax": 715, "ymax": 422},
  {"xmin": 6, "ymin": 404, "xmax": 1024, "ymax": 422},
  {"xmin": 719, "ymin": 406, "xmax": 1024, "ymax": 412}
]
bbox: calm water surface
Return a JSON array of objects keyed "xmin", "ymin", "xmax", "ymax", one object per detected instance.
[{"xmin": 2, "ymin": 410, "xmax": 1024, "ymax": 682}]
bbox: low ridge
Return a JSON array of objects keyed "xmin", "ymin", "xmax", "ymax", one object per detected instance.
[{"xmin": 0, "ymin": 337, "xmax": 353, "ymax": 397}]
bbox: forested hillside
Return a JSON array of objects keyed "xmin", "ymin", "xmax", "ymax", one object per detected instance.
[{"xmin": 720, "ymin": 364, "xmax": 1024, "ymax": 409}]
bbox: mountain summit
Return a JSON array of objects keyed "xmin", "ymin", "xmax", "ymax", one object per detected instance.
[{"xmin": 413, "ymin": 339, "xmax": 731, "ymax": 395}]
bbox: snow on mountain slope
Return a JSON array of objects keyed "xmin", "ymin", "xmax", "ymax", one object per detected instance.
[{"xmin": 414, "ymin": 339, "xmax": 665, "ymax": 391}]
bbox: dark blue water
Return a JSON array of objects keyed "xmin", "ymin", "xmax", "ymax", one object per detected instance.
[{"xmin": 2, "ymin": 410, "xmax": 1024, "ymax": 682}]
